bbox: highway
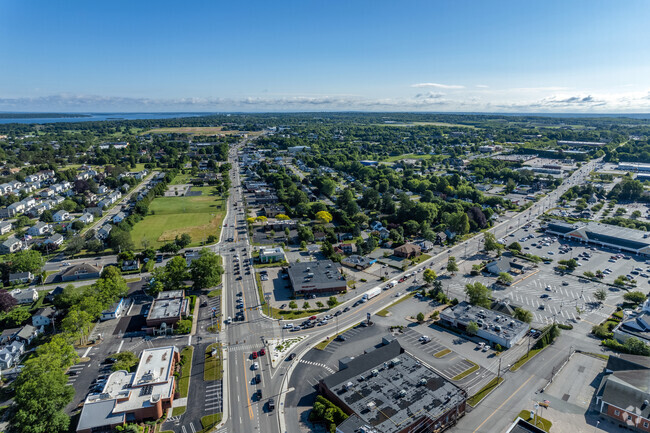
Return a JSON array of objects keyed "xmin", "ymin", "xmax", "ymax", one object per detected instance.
[{"xmin": 212, "ymin": 148, "xmax": 600, "ymax": 432}]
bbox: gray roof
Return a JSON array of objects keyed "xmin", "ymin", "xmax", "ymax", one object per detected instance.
[
  {"xmin": 76, "ymin": 399, "xmax": 125, "ymax": 431},
  {"xmin": 320, "ymin": 341, "xmax": 466, "ymax": 433},
  {"xmin": 607, "ymin": 354, "xmax": 650, "ymax": 372},
  {"xmin": 16, "ymin": 325, "xmax": 36, "ymax": 340},
  {"xmin": 547, "ymin": 221, "xmax": 650, "ymax": 252},
  {"xmin": 600, "ymin": 371, "xmax": 650, "ymax": 418},
  {"xmin": 287, "ymin": 260, "xmax": 345, "ymax": 292}
]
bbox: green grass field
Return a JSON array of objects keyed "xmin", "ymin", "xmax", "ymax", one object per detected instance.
[{"xmin": 130, "ymin": 189, "xmax": 225, "ymax": 250}]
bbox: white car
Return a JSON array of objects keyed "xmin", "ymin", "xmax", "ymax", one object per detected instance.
[
  {"xmin": 283, "ymin": 323, "xmax": 293, "ymax": 329},
  {"xmin": 252, "ymin": 362, "xmax": 259, "ymax": 370}
]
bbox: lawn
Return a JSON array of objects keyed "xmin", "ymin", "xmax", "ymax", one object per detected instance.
[
  {"xmin": 201, "ymin": 413, "xmax": 223, "ymax": 431},
  {"xmin": 170, "ymin": 172, "xmax": 193, "ymax": 185},
  {"xmin": 130, "ymin": 192, "xmax": 225, "ymax": 249},
  {"xmin": 515, "ymin": 410, "xmax": 552, "ymax": 432},
  {"xmin": 178, "ymin": 346, "xmax": 194, "ymax": 398},
  {"xmin": 510, "ymin": 347, "xmax": 545, "ymax": 372},
  {"xmin": 467, "ymin": 377, "xmax": 504, "ymax": 406},
  {"xmin": 204, "ymin": 343, "xmax": 222, "ymax": 381}
]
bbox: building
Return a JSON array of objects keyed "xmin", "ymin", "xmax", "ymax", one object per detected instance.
[
  {"xmin": 486, "ymin": 257, "xmax": 526, "ymax": 276},
  {"xmin": 595, "ymin": 354, "xmax": 650, "ymax": 431},
  {"xmin": 258, "ymin": 247, "xmax": 285, "ymax": 264},
  {"xmin": 76, "ymin": 346, "xmax": 179, "ymax": 433},
  {"xmin": 113, "ymin": 211, "xmax": 126, "ymax": 224},
  {"xmin": 0, "ymin": 340, "xmax": 25, "ymax": 369},
  {"xmin": 45, "ymin": 286, "xmax": 65, "ymax": 303},
  {"xmin": 52, "ymin": 210, "xmax": 70, "ymax": 222},
  {"xmin": 145, "ymin": 291, "xmax": 188, "ymax": 331},
  {"xmin": 96, "ymin": 224, "xmax": 112, "ymax": 240},
  {"xmin": 78, "ymin": 213, "xmax": 94, "ymax": 224},
  {"xmin": 8, "ymin": 272, "xmax": 34, "ymax": 284},
  {"xmin": 613, "ymin": 299, "xmax": 650, "ymax": 346},
  {"xmin": 0, "ymin": 237, "xmax": 22, "ymax": 254},
  {"xmin": 546, "ymin": 221, "xmax": 650, "ymax": 256},
  {"xmin": 439, "ymin": 301, "xmax": 529, "ymax": 348},
  {"xmin": 558, "ymin": 140, "xmax": 606, "ymax": 148},
  {"xmin": 61, "ymin": 263, "xmax": 103, "ymax": 282},
  {"xmin": 341, "ymin": 255, "xmax": 375, "ymax": 270},
  {"xmin": 101, "ymin": 298, "xmax": 126, "ymax": 321},
  {"xmin": 44, "ymin": 233, "xmax": 64, "ymax": 246},
  {"xmin": 504, "ymin": 417, "xmax": 547, "ymax": 433},
  {"xmin": 319, "ymin": 341, "xmax": 467, "ymax": 433},
  {"xmin": 121, "ymin": 259, "xmax": 140, "ymax": 271},
  {"xmin": 184, "ymin": 250, "xmax": 201, "ymax": 267},
  {"xmin": 0, "ymin": 221, "xmax": 12, "ymax": 235},
  {"xmin": 32, "ymin": 307, "xmax": 54, "ymax": 327},
  {"xmin": 287, "ymin": 260, "xmax": 347, "ymax": 296},
  {"xmin": 27, "ymin": 221, "xmax": 51, "ymax": 236},
  {"xmin": 10, "ymin": 288, "xmax": 38, "ymax": 304},
  {"xmin": 262, "ymin": 205, "xmax": 285, "ymax": 218},
  {"xmin": 393, "ymin": 243, "xmax": 422, "ymax": 259}
]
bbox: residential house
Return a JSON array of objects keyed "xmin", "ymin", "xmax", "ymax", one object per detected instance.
[
  {"xmin": 121, "ymin": 259, "xmax": 140, "ymax": 271},
  {"xmin": 0, "ymin": 221, "xmax": 12, "ymax": 235},
  {"xmin": 15, "ymin": 324, "xmax": 42, "ymax": 344},
  {"xmin": 10, "ymin": 288, "xmax": 38, "ymax": 304},
  {"xmin": 370, "ymin": 221, "xmax": 383, "ymax": 231},
  {"xmin": 95, "ymin": 224, "xmax": 112, "ymax": 240},
  {"xmin": 435, "ymin": 232, "xmax": 447, "ymax": 245},
  {"xmin": 44, "ymin": 233, "xmax": 64, "ymax": 247},
  {"xmin": 101, "ymin": 298, "xmax": 125, "ymax": 321},
  {"xmin": 112, "ymin": 212, "xmax": 126, "ymax": 224},
  {"xmin": 97, "ymin": 185, "xmax": 109, "ymax": 194},
  {"xmin": 0, "ymin": 237, "xmax": 22, "ymax": 254},
  {"xmin": 45, "ymin": 286, "xmax": 64, "ymax": 303},
  {"xmin": 52, "ymin": 210, "xmax": 70, "ymax": 222},
  {"xmin": 32, "ymin": 307, "xmax": 54, "ymax": 327},
  {"xmin": 0, "ymin": 340, "xmax": 25, "ymax": 369},
  {"xmin": 393, "ymin": 243, "xmax": 422, "ymax": 259},
  {"xmin": 417, "ymin": 240, "xmax": 435, "ymax": 252},
  {"xmin": 262, "ymin": 205, "xmax": 285, "ymax": 218},
  {"xmin": 0, "ymin": 201, "xmax": 25, "ymax": 218},
  {"xmin": 78, "ymin": 213, "xmax": 94, "ymax": 224},
  {"xmin": 61, "ymin": 263, "xmax": 103, "ymax": 282},
  {"xmin": 27, "ymin": 221, "xmax": 51, "ymax": 236},
  {"xmin": 8, "ymin": 272, "xmax": 34, "ymax": 285}
]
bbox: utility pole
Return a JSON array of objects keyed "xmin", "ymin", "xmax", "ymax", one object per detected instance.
[{"xmin": 497, "ymin": 357, "xmax": 502, "ymax": 380}]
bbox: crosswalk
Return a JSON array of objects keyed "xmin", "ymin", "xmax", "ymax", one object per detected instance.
[
  {"xmin": 205, "ymin": 382, "xmax": 222, "ymax": 413},
  {"xmin": 226, "ymin": 343, "xmax": 260, "ymax": 353},
  {"xmin": 299, "ymin": 359, "xmax": 335, "ymax": 374}
]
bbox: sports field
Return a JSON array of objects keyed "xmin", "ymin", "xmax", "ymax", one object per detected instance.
[{"xmin": 130, "ymin": 187, "xmax": 225, "ymax": 249}]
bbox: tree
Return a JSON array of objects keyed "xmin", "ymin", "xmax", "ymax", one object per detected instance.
[
  {"xmin": 9, "ymin": 250, "xmax": 44, "ymax": 273},
  {"xmin": 507, "ymin": 242, "xmax": 521, "ymax": 252},
  {"xmin": 594, "ymin": 288, "xmax": 608, "ymax": 303},
  {"xmin": 558, "ymin": 259, "xmax": 578, "ymax": 271},
  {"xmin": 289, "ymin": 301, "xmax": 297, "ymax": 310},
  {"xmin": 464, "ymin": 282, "xmax": 492, "ymax": 308},
  {"xmin": 423, "ymin": 269, "xmax": 438, "ymax": 286},
  {"xmin": 190, "ymin": 249, "xmax": 224, "ymax": 289},
  {"xmin": 0, "ymin": 290, "xmax": 17, "ymax": 312},
  {"xmin": 3, "ymin": 307, "xmax": 31, "ymax": 327},
  {"xmin": 514, "ymin": 307, "xmax": 533, "ymax": 323},
  {"xmin": 467, "ymin": 321, "xmax": 479, "ymax": 335},
  {"xmin": 111, "ymin": 351, "xmax": 139, "ymax": 372},
  {"xmin": 109, "ymin": 227, "xmax": 134, "ymax": 253},
  {"xmin": 276, "ymin": 214, "xmax": 290, "ymax": 220},
  {"xmin": 447, "ymin": 256, "xmax": 459, "ymax": 275},
  {"xmin": 155, "ymin": 256, "xmax": 188, "ymax": 291},
  {"xmin": 624, "ymin": 291, "xmax": 646, "ymax": 304},
  {"xmin": 315, "ymin": 210, "xmax": 333, "ymax": 224},
  {"xmin": 624, "ymin": 337, "xmax": 650, "ymax": 356},
  {"xmin": 66, "ymin": 236, "xmax": 85, "ymax": 255},
  {"xmin": 327, "ymin": 296, "xmax": 338, "ymax": 307},
  {"xmin": 176, "ymin": 233, "xmax": 192, "ymax": 249},
  {"xmin": 416, "ymin": 312, "xmax": 425, "ymax": 322},
  {"xmin": 505, "ymin": 178, "xmax": 516, "ymax": 194},
  {"xmin": 484, "ymin": 232, "xmax": 502, "ymax": 255},
  {"xmin": 497, "ymin": 272, "xmax": 513, "ymax": 285},
  {"xmin": 303, "ymin": 301, "xmax": 311, "ymax": 309}
]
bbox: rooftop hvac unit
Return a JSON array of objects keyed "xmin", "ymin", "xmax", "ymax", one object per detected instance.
[
  {"xmin": 399, "ymin": 389, "xmax": 407, "ymax": 398},
  {"xmin": 367, "ymin": 401, "xmax": 376, "ymax": 410},
  {"xmin": 371, "ymin": 369, "xmax": 379, "ymax": 377},
  {"xmin": 418, "ymin": 378, "xmax": 427, "ymax": 386}
]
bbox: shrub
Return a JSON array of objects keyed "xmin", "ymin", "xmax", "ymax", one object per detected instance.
[{"xmin": 175, "ymin": 319, "xmax": 193, "ymax": 335}]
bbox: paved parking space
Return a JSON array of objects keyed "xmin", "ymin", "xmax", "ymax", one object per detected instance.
[
  {"xmin": 66, "ymin": 362, "xmax": 88, "ymax": 385},
  {"xmin": 204, "ymin": 381, "xmax": 223, "ymax": 413}
]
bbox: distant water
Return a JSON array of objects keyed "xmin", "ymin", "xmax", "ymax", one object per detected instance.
[{"xmin": 0, "ymin": 112, "xmax": 213, "ymax": 125}]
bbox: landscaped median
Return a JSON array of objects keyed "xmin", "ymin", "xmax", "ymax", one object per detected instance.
[
  {"xmin": 467, "ymin": 377, "xmax": 504, "ymax": 407},
  {"xmin": 170, "ymin": 345, "xmax": 194, "ymax": 417},
  {"xmin": 510, "ymin": 347, "xmax": 546, "ymax": 372},
  {"xmin": 433, "ymin": 348, "xmax": 451, "ymax": 358},
  {"xmin": 451, "ymin": 360, "xmax": 479, "ymax": 380},
  {"xmin": 204, "ymin": 343, "xmax": 223, "ymax": 381},
  {"xmin": 515, "ymin": 409, "xmax": 552, "ymax": 432}
]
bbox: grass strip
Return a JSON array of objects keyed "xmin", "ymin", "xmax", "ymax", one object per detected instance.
[
  {"xmin": 171, "ymin": 406, "xmax": 186, "ymax": 417},
  {"xmin": 204, "ymin": 343, "xmax": 223, "ymax": 381},
  {"xmin": 207, "ymin": 288, "xmax": 221, "ymax": 298},
  {"xmin": 315, "ymin": 324, "xmax": 356, "ymax": 351},
  {"xmin": 452, "ymin": 360, "xmax": 479, "ymax": 380},
  {"xmin": 467, "ymin": 377, "xmax": 504, "ymax": 407},
  {"xmin": 515, "ymin": 410, "xmax": 552, "ymax": 432},
  {"xmin": 200, "ymin": 413, "xmax": 223, "ymax": 431},
  {"xmin": 178, "ymin": 346, "xmax": 194, "ymax": 398},
  {"xmin": 510, "ymin": 347, "xmax": 545, "ymax": 372},
  {"xmin": 433, "ymin": 349, "xmax": 451, "ymax": 358}
]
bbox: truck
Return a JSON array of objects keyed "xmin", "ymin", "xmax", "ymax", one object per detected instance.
[{"xmin": 362, "ymin": 287, "xmax": 381, "ymax": 302}]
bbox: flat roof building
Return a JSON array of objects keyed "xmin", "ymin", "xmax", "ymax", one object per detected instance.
[
  {"xmin": 319, "ymin": 341, "xmax": 467, "ymax": 433},
  {"xmin": 439, "ymin": 301, "xmax": 529, "ymax": 349},
  {"xmin": 77, "ymin": 346, "xmax": 179, "ymax": 433},
  {"xmin": 145, "ymin": 291, "xmax": 188, "ymax": 330},
  {"xmin": 287, "ymin": 260, "xmax": 346, "ymax": 295},
  {"xmin": 546, "ymin": 221, "xmax": 650, "ymax": 256}
]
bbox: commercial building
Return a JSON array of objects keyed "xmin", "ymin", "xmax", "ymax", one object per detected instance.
[
  {"xmin": 320, "ymin": 341, "xmax": 467, "ymax": 433},
  {"xmin": 439, "ymin": 301, "xmax": 529, "ymax": 349},
  {"xmin": 61, "ymin": 263, "xmax": 103, "ymax": 281},
  {"xmin": 595, "ymin": 354, "xmax": 650, "ymax": 432},
  {"xmin": 546, "ymin": 221, "xmax": 650, "ymax": 256},
  {"xmin": 341, "ymin": 255, "xmax": 375, "ymax": 270},
  {"xmin": 287, "ymin": 260, "xmax": 346, "ymax": 296},
  {"xmin": 76, "ymin": 346, "xmax": 179, "ymax": 433},
  {"xmin": 486, "ymin": 257, "xmax": 526, "ymax": 276},
  {"xmin": 618, "ymin": 162, "xmax": 650, "ymax": 173},
  {"xmin": 259, "ymin": 247, "xmax": 285, "ymax": 264},
  {"xmin": 393, "ymin": 243, "xmax": 422, "ymax": 259},
  {"xmin": 145, "ymin": 291, "xmax": 188, "ymax": 331},
  {"xmin": 101, "ymin": 298, "xmax": 126, "ymax": 321}
]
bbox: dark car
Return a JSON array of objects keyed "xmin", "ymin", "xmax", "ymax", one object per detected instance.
[
  {"xmin": 288, "ymin": 353, "xmax": 296, "ymax": 360},
  {"xmin": 280, "ymin": 304, "xmax": 287, "ymax": 309},
  {"xmin": 257, "ymin": 389, "xmax": 262, "ymax": 399},
  {"xmin": 343, "ymin": 307, "xmax": 351, "ymax": 313},
  {"xmin": 538, "ymin": 304, "xmax": 546, "ymax": 310},
  {"xmin": 335, "ymin": 335, "xmax": 346, "ymax": 342},
  {"xmin": 255, "ymin": 374, "xmax": 261, "ymax": 384},
  {"xmin": 334, "ymin": 310, "xmax": 342, "ymax": 317},
  {"xmin": 200, "ymin": 301, "xmax": 208, "ymax": 307},
  {"xmin": 268, "ymin": 398, "xmax": 275, "ymax": 411}
]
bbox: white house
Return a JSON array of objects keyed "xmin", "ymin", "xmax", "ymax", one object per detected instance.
[
  {"xmin": 0, "ymin": 237, "xmax": 22, "ymax": 254},
  {"xmin": 52, "ymin": 210, "xmax": 70, "ymax": 222},
  {"xmin": 10, "ymin": 288, "xmax": 39, "ymax": 305},
  {"xmin": 0, "ymin": 221, "xmax": 12, "ymax": 235},
  {"xmin": 27, "ymin": 221, "xmax": 51, "ymax": 236},
  {"xmin": 0, "ymin": 341, "xmax": 25, "ymax": 369},
  {"xmin": 78, "ymin": 213, "xmax": 94, "ymax": 224},
  {"xmin": 44, "ymin": 233, "xmax": 64, "ymax": 246},
  {"xmin": 8, "ymin": 272, "xmax": 34, "ymax": 284}
]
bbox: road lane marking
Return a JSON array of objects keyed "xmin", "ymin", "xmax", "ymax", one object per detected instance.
[
  {"xmin": 471, "ymin": 373, "xmax": 535, "ymax": 431},
  {"xmin": 242, "ymin": 353, "xmax": 254, "ymax": 420}
]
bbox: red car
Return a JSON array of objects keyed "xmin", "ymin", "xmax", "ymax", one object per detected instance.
[
  {"xmin": 259, "ymin": 348, "xmax": 266, "ymax": 356},
  {"xmin": 252, "ymin": 351, "xmax": 258, "ymax": 359}
]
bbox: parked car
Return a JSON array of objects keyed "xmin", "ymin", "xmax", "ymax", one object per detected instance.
[{"xmin": 252, "ymin": 351, "xmax": 258, "ymax": 359}]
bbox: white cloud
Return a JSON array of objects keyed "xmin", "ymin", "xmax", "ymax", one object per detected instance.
[
  {"xmin": 475, "ymin": 85, "xmax": 489, "ymax": 88},
  {"xmin": 410, "ymin": 82, "xmax": 465, "ymax": 89}
]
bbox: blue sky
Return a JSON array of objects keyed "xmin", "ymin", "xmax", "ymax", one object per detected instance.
[{"xmin": 1, "ymin": 0, "xmax": 649, "ymax": 112}]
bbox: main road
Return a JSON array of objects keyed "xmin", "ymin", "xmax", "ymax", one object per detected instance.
[{"xmin": 213, "ymin": 145, "xmax": 600, "ymax": 433}]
